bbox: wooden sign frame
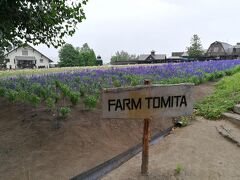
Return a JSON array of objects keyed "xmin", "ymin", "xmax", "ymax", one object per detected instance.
[
  {"xmin": 102, "ymin": 83, "xmax": 194, "ymax": 119},
  {"xmin": 102, "ymin": 80, "xmax": 194, "ymax": 175}
]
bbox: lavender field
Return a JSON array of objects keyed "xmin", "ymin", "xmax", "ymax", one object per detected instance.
[{"xmin": 1, "ymin": 60, "xmax": 240, "ymax": 117}]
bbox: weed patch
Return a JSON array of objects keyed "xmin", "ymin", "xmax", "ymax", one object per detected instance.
[{"xmin": 196, "ymin": 72, "xmax": 240, "ymax": 119}]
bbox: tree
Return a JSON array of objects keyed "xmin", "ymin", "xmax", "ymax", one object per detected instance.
[
  {"xmin": 0, "ymin": 0, "xmax": 88, "ymax": 51},
  {"xmin": 59, "ymin": 44, "xmax": 79, "ymax": 67},
  {"xmin": 110, "ymin": 51, "xmax": 137, "ymax": 63},
  {"xmin": 58, "ymin": 43, "xmax": 98, "ymax": 67},
  {"xmin": 187, "ymin": 34, "xmax": 204, "ymax": 59},
  {"xmin": 78, "ymin": 43, "xmax": 97, "ymax": 66}
]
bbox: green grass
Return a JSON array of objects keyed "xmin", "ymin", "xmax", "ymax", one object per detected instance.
[
  {"xmin": 175, "ymin": 164, "xmax": 184, "ymax": 174},
  {"xmin": 196, "ymin": 72, "xmax": 240, "ymax": 119}
]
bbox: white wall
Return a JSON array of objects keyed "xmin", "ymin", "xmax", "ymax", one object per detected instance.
[{"xmin": 5, "ymin": 45, "xmax": 51, "ymax": 69}]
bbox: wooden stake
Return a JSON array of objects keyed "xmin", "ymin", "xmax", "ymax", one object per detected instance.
[{"xmin": 141, "ymin": 79, "xmax": 151, "ymax": 175}]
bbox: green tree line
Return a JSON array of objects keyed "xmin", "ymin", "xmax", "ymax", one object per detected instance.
[{"xmin": 59, "ymin": 43, "xmax": 102, "ymax": 67}]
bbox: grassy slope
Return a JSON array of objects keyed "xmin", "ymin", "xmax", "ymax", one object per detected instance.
[{"xmin": 196, "ymin": 72, "xmax": 240, "ymax": 119}]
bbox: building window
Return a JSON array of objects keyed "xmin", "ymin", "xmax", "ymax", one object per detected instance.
[
  {"xmin": 22, "ymin": 49, "xmax": 28, "ymax": 56},
  {"xmin": 40, "ymin": 59, "xmax": 43, "ymax": 63},
  {"xmin": 5, "ymin": 59, "xmax": 10, "ymax": 63}
]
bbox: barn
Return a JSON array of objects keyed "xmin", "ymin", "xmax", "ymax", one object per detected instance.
[{"xmin": 206, "ymin": 41, "xmax": 240, "ymax": 60}]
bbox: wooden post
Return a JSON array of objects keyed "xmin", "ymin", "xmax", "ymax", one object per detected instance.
[{"xmin": 141, "ymin": 79, "xmax": 151, "ymax": 175}]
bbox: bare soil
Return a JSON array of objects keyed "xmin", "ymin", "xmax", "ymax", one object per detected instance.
[
  {"xmin": 0, "ymin": 82, "xmax": 215, "ymax": 180},
  {"xmin": 103, "ymin": 118, "xmax": 240, "ymax": 180}
]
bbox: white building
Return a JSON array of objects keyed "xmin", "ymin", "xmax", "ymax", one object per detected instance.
[{"xmin": 4, "ymin": 44, "xmax": 53, "ymax": 69}]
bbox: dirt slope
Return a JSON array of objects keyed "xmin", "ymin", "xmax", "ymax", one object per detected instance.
[{"xmin": 0, "ymin": 82, "xmax": 214, "ymax": 180}]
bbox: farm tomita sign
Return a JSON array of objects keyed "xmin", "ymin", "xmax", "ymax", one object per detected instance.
[
  {"xmin": 102, "ymin": 84, "xmax": 194, "ymax": 119},
  {"xmin": 102, "ymin": 82, "xmax": 194, "ymax": 175}
]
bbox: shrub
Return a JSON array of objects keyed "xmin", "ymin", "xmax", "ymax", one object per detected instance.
[
  {"xmin": 0, "ymin": 87, "xmax": 6, "ymax": 97},
  {"xmin": 205, "ymin": 73, "xmax": 215, "ymax": 81},
  {"xmin": 113, "ymin": 79, "xmax": 121, "ymax": 87},
  {"xmin": 17, "ymin": 90, "xmax": 28, "ymax": 103},
  {"xmin": 6, "ymin": 90, "xmax": 18, "ymax": 103},
  {"xmin": 69, "ymin": 92, "xmax": 80, "ymax": 106},
  {"xmin": 130, "ymin": 78, "xmax": 139, "ymax": 86},
  {"xmin": 46, "ymin": 97, "xmax": 55, "ymax": 110},
  {"xmin": 31, "ymin": 83, "xmax": 42, "ymax": 96},
  {"xmin": 84, "ymin": 95, "xmax": 98, "ymax": 109},
  {"xmin": 59, "ymin": 84, "xmax": 71, "ymax": 97},
  {"xmin": 28, "ymin": 94, "xmax": 41, "ymax": 107},
  {"xmin": 79, "ymin": 84, "xmax": 87, "ymax": 97},
  {"xmin": 190, "ymin": 76, "xmax": 201, "ymax": 85},
  {"xmin": 59, "ymin": 107, "xmax": 71, "ymax": 118},
  {"xmin": 215, "ymin": 71, "xmax": 225, "ymax": 79}
]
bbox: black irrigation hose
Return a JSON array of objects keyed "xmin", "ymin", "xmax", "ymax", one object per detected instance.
[{"xmin": 70, "ymin": 125, "xmax": 174, "ymax": 180}]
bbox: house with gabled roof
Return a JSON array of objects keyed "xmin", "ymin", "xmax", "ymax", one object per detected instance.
[
  {"xmin": 137, "ymin": 50, "xmax": 166, "ymax": 63},
  {"xmin": 4, "ymin": 44, "xmax": 53, "ymax": 69}
]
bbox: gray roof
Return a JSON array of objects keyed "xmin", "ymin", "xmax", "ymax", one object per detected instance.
[
  {"xmin": 154, "ymin": 54, "xmax": 166, "ymax": 59},
  {"xmin": 15, "ymin": 56, "xmax": 37, "ymax": 61},
  {"xmin": 138, "ymin": 54, "xmax": 150, "ymax": 61},
  {"xmin": 217, "ymin": 41, "xmax": 233, "ymax": 50},
  {"xmin": 215, "ymin": 41, "xmax": 233, "ymax": 54},
  {"xmin": 5, "ymin": 44, "xmax": 53, "ymax": 62},
  {"xmin": 138, "ymin": 54, "xmax": 166, "ymax": 61}
]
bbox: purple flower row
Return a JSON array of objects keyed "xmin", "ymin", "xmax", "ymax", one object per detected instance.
[{"xmin": 1, "ymin": 60, "xmax": 240, "ymax": 93}]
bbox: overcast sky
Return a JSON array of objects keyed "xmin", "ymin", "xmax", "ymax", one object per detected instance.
[{"xmin": 35, "ymin": 0, "xmax": 240, "ymax": 64}]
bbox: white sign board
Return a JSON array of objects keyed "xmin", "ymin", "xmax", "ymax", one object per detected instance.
[{"xmin": 102, "ymin": 84, "xmax": 194, "ymax": 119}]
